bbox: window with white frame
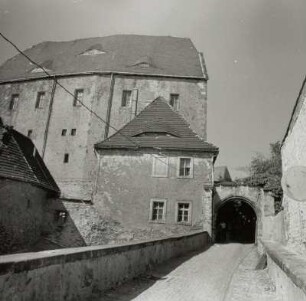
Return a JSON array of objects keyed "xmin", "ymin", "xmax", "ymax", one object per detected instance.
[
  {"xmin": 177, "ymin": 202, "xmax": 191, "ymax": 223},
  {"xmin": 152, "ymin": 155, "xmax": 168, "ymax": 177},
  {"xmin": 150, "ymin": 199, "xmax": 166, "ymax": 222},
  {"xmin": 178, "ymin": 157, "xmax": 193, "ymax": 178}
]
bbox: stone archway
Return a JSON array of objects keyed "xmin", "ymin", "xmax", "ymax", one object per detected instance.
[
  {"xmin": 215, "ymin": 197, "xmax": 257, "ymax": 243},
  {"xmin": 212, "ymin": 185, "xmax": 270, "ymax": 243}
]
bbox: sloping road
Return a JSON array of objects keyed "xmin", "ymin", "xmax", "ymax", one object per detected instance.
[{"xmin": 100, "ymin": 244, "xmax": 262, "ymax": 301}]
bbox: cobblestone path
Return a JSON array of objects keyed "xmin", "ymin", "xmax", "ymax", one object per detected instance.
[{"xmin": 100, "ymin": 243, "xmax": 274, "ymax": 301}]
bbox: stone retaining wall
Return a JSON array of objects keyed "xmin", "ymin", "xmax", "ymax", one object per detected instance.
[
  {"xmin": 261, "ymin": 240, "xmax": 306, "ymax": 301},
  {"xmin": 0, "ymin": 231, "xmax": 209, "ymax": 301}
]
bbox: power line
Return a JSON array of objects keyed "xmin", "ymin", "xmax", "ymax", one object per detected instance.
[{"xmin": 0, "ymin": 32, "xmax": 185, "ymax": 172}]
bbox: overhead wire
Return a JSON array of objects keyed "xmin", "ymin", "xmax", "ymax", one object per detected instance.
[{"xmin": 0, "ymin": 32, "xmax": 190, "ymax": 173}]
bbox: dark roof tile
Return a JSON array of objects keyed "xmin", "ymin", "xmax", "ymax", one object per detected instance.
[
  {"xmin": 95, "ymin": 97, "xmax": 218, "ymax": 154},
  {"xmin": 0, "ymin": 35, "xmax": 207, "ymax": 82},
  {"xmin": 0, "ymin": 126, "xmax": 60, "ymax": 194}
]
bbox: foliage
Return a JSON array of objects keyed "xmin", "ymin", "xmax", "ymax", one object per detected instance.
[{"xmin": 236, "ymin": 141, "xmax": 283, "ymax": 212}]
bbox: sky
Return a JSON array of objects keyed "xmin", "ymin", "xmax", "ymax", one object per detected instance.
[{"xmin": 0, "ymin": 0, "xmax": 305, "ymax": 178}]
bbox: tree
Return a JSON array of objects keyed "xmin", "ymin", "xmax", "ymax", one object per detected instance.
[{"xmin": 236, "ymin": 141, "xmax": 283, "ymax": 212}]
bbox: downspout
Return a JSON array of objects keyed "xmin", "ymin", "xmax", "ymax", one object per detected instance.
[
  {"xmin": 42, "ymin": 78, "xmax": 57, "ymax": 158},
  {"xmin": 104, "ymin": 73, "xmax": 115, "ymax": 139}
]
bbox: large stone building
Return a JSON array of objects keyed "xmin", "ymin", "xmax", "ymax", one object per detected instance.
[
  {"xmin": 94, "ymin": 97, "xmax": 218, "ymax": 237},
  {"xmin": 0, "ymin": 35, "xmax": 209, "ymax": 200},
  {"xmin": 281, "ymin": 75, "xmax": 306, "ymax": 254}
]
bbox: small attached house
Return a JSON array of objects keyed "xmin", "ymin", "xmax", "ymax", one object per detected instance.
[
  {"xmin": 0, "ymin": 123, "xmax": 60, "ymax": 254},
  {"xmin": 94, "ymin": 97, "xmax": 218, "ymax": 238}
]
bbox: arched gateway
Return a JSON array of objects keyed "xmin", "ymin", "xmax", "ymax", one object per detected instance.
[
  {"xmin": 212, "ymin": 185, "xmax": 274, "ymax": 243},
  {"xmin": 215, "ymin": 197, "xmax": 257, "ymax": 243}
]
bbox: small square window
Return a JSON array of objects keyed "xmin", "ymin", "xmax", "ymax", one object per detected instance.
[
  {"xmin": 9, "ymin": 94, "xmax": 19, "ymax": 110},
  {"xmin": 35, "ymin": 91, "xmax": 46, "ymax": 109},
  {"xmin": 121, "ymin": 90, "xmax": 132, "ymax": 107},
  {"xmin": 64, "ymin": 153, "xmax": 69, "ymax": 163},
  {"xmin": 61, "ymin": 129, "xmax": 67, "ymax": 136},
  {"xmin": 177, "ymin": 202, "xmax": 191, "ymax": 223},
  {"xmin": 169, "ymin": 94, "xmax": 179, "ymax": 110},
  {"xmin": 150, "ymin": 199, "xmax": 166, "ymax": 222},
  {"xmin": 71, "ymin": 129, "xmax": 76, "ymax": 136},
  {"xmin": 73, "ymin": 89, "xmax": 84, "ymax": 106},
  {"xmin": 152, "ymin": 155, "xmax": 168, "ymax": 177},
  {"xmin": 178, "ymin": 157, "xmax": 193, "ymax": 178},
  {"xmin": 27, "ymin": 130, "xmax": 33, "ymax": 138}
]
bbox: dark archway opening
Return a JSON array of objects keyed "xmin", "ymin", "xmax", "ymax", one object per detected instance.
[{"xmin": 215, "ymin": 199, "xmax": 257, "ymax": 243}]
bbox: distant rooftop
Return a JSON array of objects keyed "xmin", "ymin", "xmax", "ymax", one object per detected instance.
[
  {"xmin": 214, "ymin": 166, "xmax": 232, "ymax": 183},
  {"xmin": 0, "ymin": 35, "xmax": 208, "ymax": 82},
  {"xmin": 95, "ymin": 97, "xmax": 218, "ymax": 154}
]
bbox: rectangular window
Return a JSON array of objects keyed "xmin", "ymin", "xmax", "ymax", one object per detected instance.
[
  {"xmin": 71, "ymin": 129, "xmax": 76, "ymax": 136},
  {"xmin": 73, "ymin": 89, "xmax": 84, "ymax": 106},
  {"xmin": 27, "ymin": 130, "xmax": 33, "ymax": 138},
  {"xmin": 178, "ymin": 157, "xmax": 193, "ymax": 178},
  {"xmin": 177, "ymin": 202, "xmax": 191, "ymax": 223},
  {"xmin": 9, "ymin": 94, "xmax": 19, "ymax": 110},
  {"xmin": 150, "ymin": 199, "xmax": 166, "ymax": 222},
  {"xmin": 152, "ymin": 155, "xmax": 168, "ymax": 177},
  {"xmin": 121, "ymin": 90, "xmax": 132, "ymax": 107},
  {"xmin": 169, "ymin": 94, "xmax": 179, "ymax": 110},
  {"xmin": 64, "ymin": 153, "xmax": 69, "ymax": 163},
  {"xmin": 35, "ymin": 91, "xmax": 46, "ymax": 108},
  {"xmin": 55, "ymin": 210, "xmax": 68, "ymax": 226},
  {"xmin": 61, "ymin": 129, "xmax": 67, "ymax": 136}
]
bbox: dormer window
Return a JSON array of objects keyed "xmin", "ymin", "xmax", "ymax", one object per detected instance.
[
  {"xmin": 129, "ymin": 56, "xmax": 153, "ymax": 68},
  {"xmin": 80, "ymin": 44, "xmax": 106, "ymax": 56},
  {"xmin": 133, "ymin": 132, "xmax": 177, "ymax": 138},
  {"xmin": 31, "ymin": 60, "xmax": 53, "ymax": 73}
]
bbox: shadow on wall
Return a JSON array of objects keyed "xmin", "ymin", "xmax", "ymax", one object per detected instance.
[
  {"xmin": 33, "ymin": 198, "xmax": 88, "ymax": 251},
  {"xmin": 97, "ymin": 248, "xmax": 209, "ymax": 301}
]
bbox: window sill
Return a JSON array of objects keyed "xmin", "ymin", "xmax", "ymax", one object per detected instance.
[
  {"xmin": 149, "ymin": 220, "xmax": 166, "ymax": 224},
  {"xmin": 152, "ymin": 174, "xmax": 168, "ymax": 178},
  {"xmin": 176, "ymin": 221, "xmax": 192, "ymax": 226}
]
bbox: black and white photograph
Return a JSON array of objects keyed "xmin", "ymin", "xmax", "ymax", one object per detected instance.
[{"xmin": 0, "ymin": 0, "xmax": 306, "ymax": 300}]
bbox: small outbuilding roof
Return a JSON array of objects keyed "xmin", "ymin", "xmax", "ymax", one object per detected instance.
[
  {"xmin": 95, "ymin": 97, "xmax": 218, "ymax": 155},
  {"xmin": 214, "ymin": 166, "xmax": 232, "ymax": 183},
  {"xmin": 0, "ymin": 125, "xmax": 60, "ymax": 194},
  {"xmin": 0, "ymin": 35, "xmax": 207, "ymax": 82}
]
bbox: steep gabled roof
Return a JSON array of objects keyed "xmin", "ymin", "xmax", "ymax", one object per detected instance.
[
  {"xmin": 0, "ymin": 35, "xmax": 207, "ymax": 82},
  {"xmin": 95, "ymin": 97, "xmax": 218, "ymax": 154},
  {"xmin": 0, "ymin": 126, "xmax": 60, "ymax": 194}
]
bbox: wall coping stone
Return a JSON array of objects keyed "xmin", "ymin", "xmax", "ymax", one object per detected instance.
[
  {"xmin": 261, "ymin": 240, "xmax": 306, "ymax": 295},
  {"xmin": 0, "ymin": 230, "xmax": 207, "ymax": 275}
]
